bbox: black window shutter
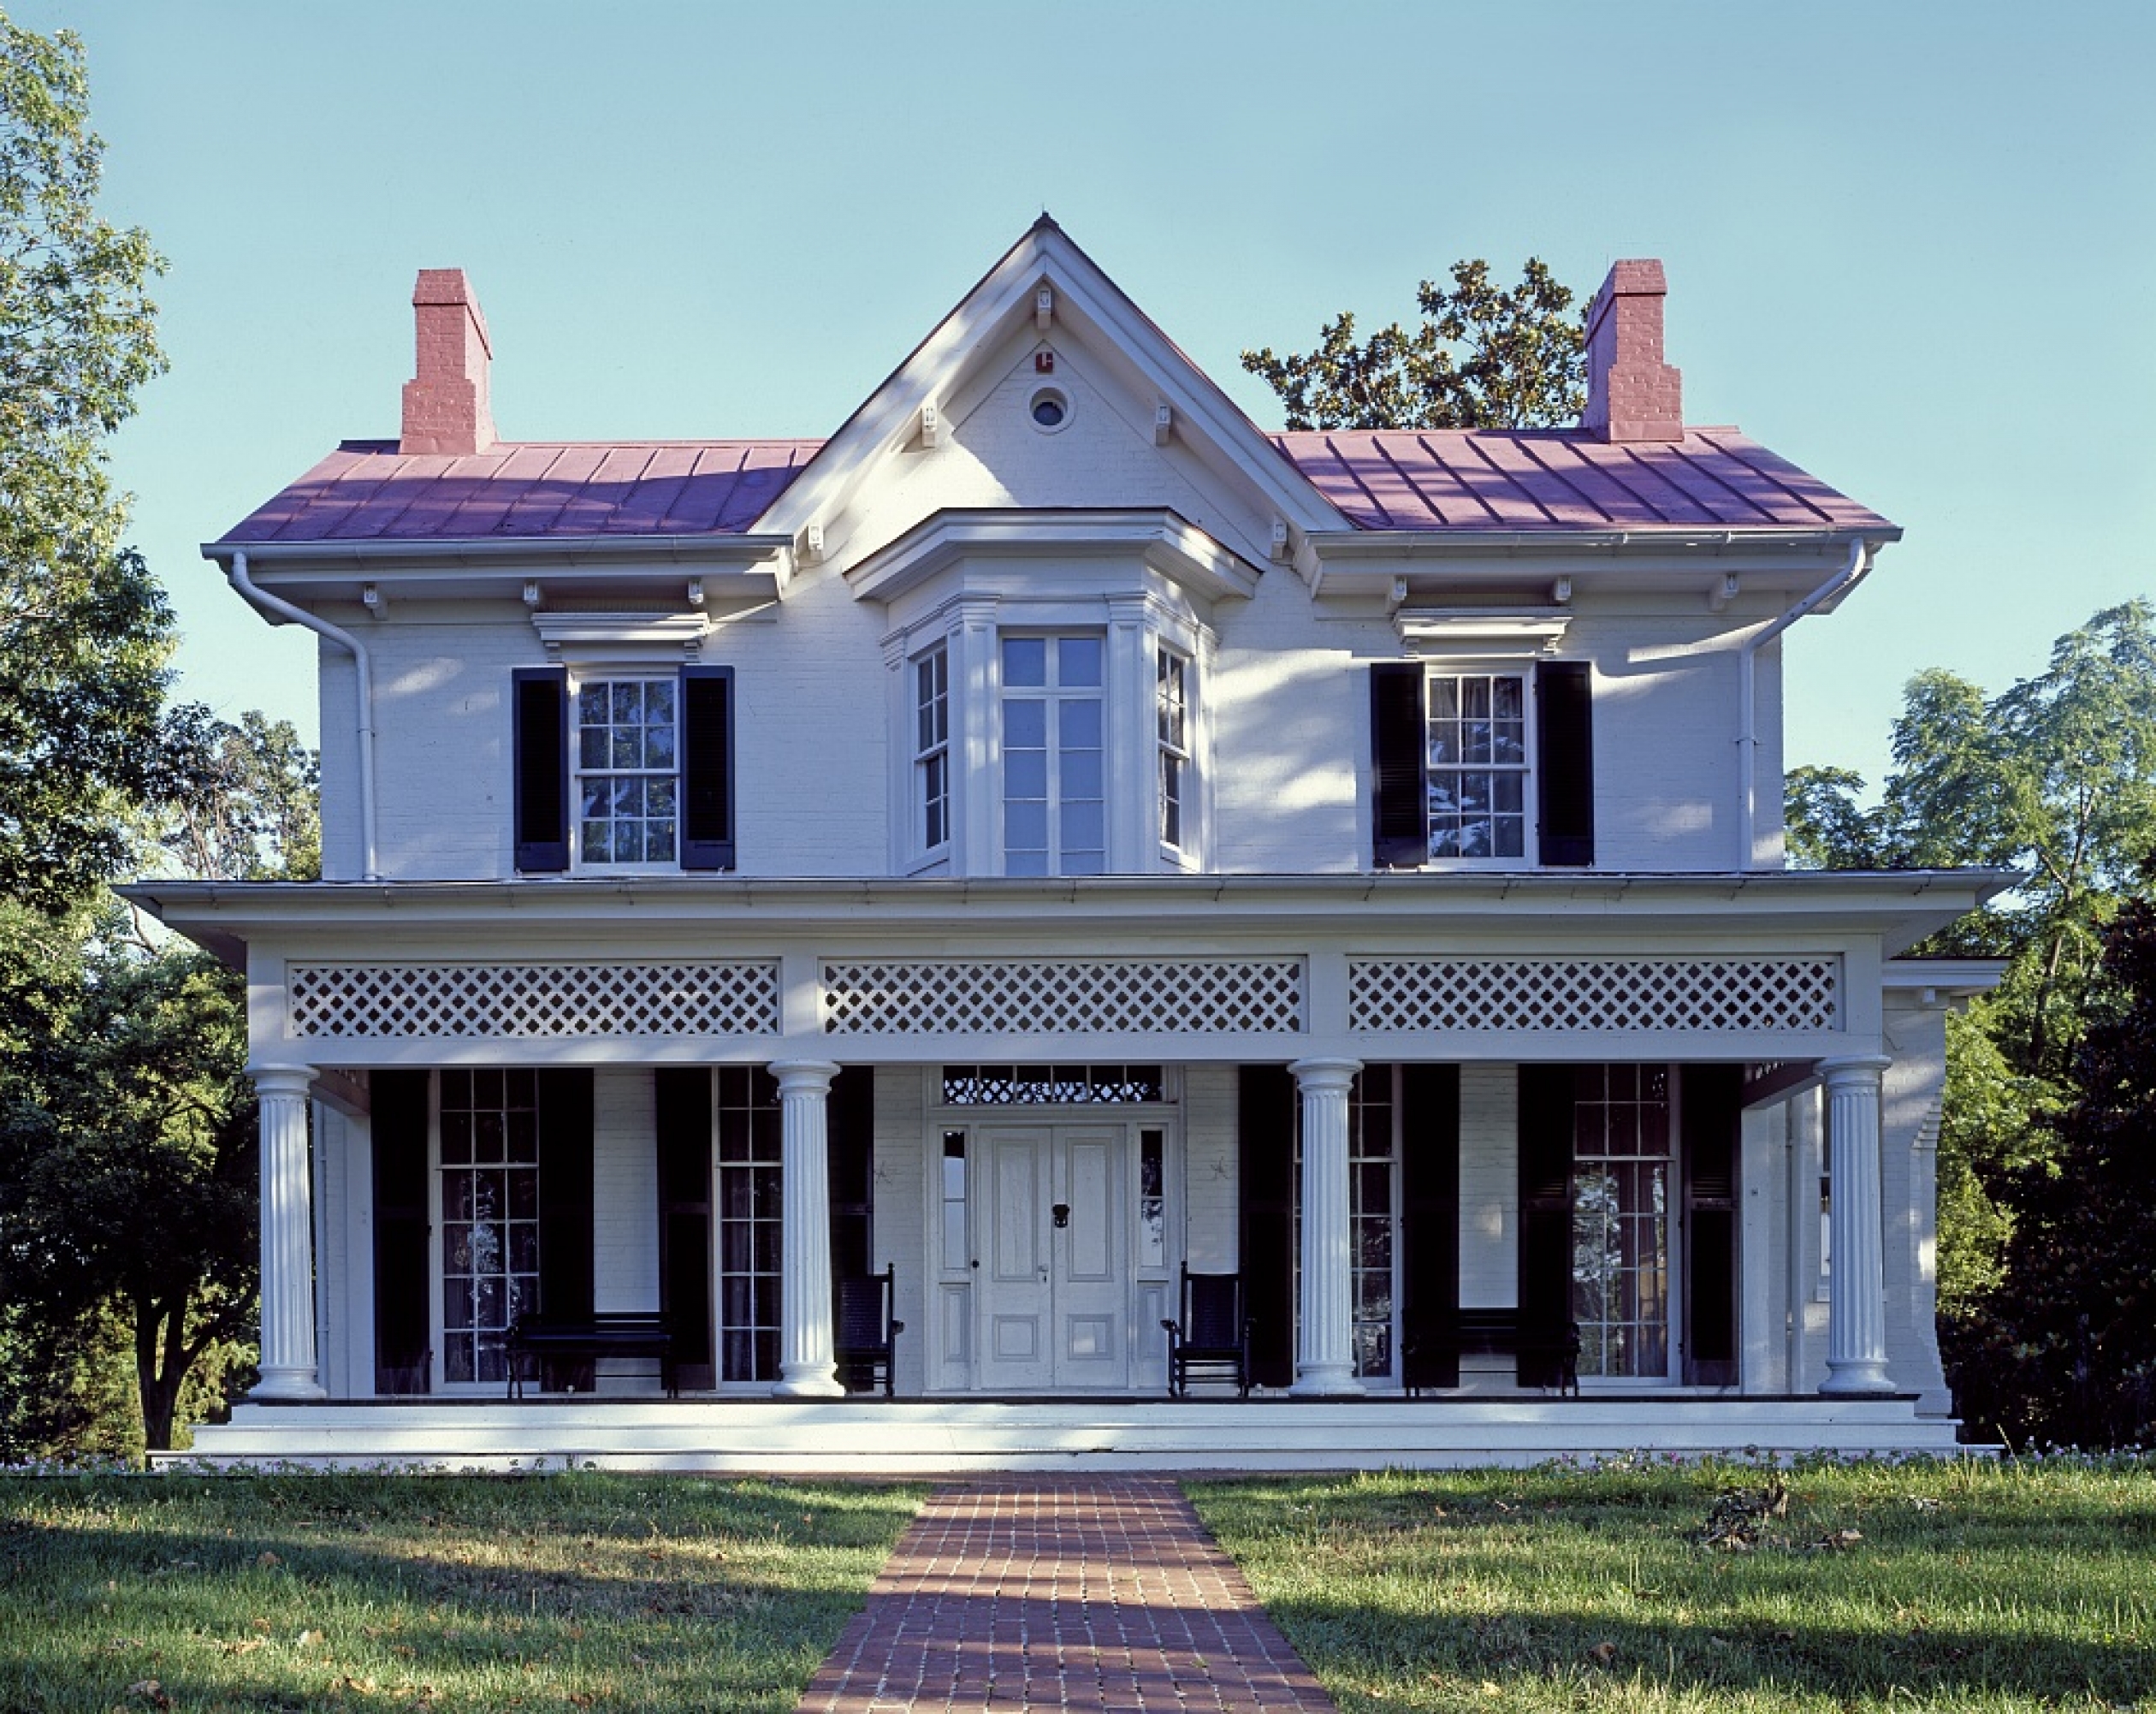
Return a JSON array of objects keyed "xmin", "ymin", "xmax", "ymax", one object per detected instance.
[
  {"xmin": 827, "ymin": 1067, "xmax": 874, "ymax": 1283},
  {"xmin": 537, "ymin": 1068, "xmax": 595, "ymax": 1359},
  {"xmin": 654, "ymin": 1067, "xmax": 714, "ymax": 1391},
  {"xmin": 1516, "ymin": 1065, "xmax": 1578, "ymax": 1387},
  {"xmin": 679, "ymin": 666, "xmax": 735, "ymax": 871},
  {"xmin": 370, "ymin": 1070, "xmax": 432, "ymax": 1395},
  {"xmin": 1371, "ymin": 663, "xmax": 1427, "ymax": 868},
  {"xmin": 1682, "ymin": 1065, "xmax": 1743, "ymax": 1385},
  {"xmin": 512, "ymin": 667, "xmax": 570, "ymax": 872},
  {"xmin": 1536, "ymin": 661, "xmax": 1594, "ymax": 867},
  {"xmin": 1399, "ymin": 1064, "xmax": 1461, "ymax": 1391},
  {"xmin": 1238, "ymin": 1065, "xmax": 1297, "ymax": 1390}
]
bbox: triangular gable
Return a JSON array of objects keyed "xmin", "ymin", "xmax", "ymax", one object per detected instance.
[{"xmin": 754, "ymin": 216, "xmax": 1346, "ymax": 574}]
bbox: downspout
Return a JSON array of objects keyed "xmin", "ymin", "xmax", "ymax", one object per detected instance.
[
  {"xmin": 1736, "ymin": 538, "xmax": 1870, "ymax": 869},
  {"xmin": 226, "ymin": 550, "xmax": 380, "ymax": 881}
]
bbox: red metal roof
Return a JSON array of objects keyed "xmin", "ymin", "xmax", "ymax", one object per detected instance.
[
  {"xmin": 218, "ymin": 440, "xmax": 822, "ymax": 544},
  {"xmin": 1272, "ymin": 428, "xmax": 1892, "ymax": 533},
  {"xmin": 213, "ymin": 427, "xmax": 1891, "ymax": 549}
]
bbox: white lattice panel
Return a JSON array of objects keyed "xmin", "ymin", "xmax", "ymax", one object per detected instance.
[
  {"xmin": 287, "ymin": 962, "xmax": 782, "ymax": 1039},
  {"xmin": 820, "ymin": 959, "xmax": 1304, "ymax": 1036},
  {"xmin": 1348, "ymin": 957, "xmax": 1839, "ymax": 1035}
]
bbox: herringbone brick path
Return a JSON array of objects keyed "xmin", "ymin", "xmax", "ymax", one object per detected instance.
[{"xmin": 796, "ymin": 1476, "xmax": 1338, "ymax": 1712}]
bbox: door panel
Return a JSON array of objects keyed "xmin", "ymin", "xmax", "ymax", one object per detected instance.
[
  {"xmin": 974, "ymin": 1124, "xmax": 1131, "ymax": 1391},
  {"xmin": 982, "ymin": 1129, "xmax": 1052, "ymax": 1390}
]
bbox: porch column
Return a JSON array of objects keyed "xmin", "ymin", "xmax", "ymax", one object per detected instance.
[
  {"xmin": 250, "ymin": 1065, "xmax": 325, "ymax": 1401},
  {"xmin": 1288, "ymin": 1057, "xmax": 1364, "ymax": 1396},
  {"xmin": 1818, "ymin": 1054, "xmax": 1895, "ymax": 1395},
  {"xmin": 770, "ymin": 1059, "xmax": 845, "ymax": 1398}
]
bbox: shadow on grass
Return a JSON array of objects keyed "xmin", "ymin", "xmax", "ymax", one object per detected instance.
[{"xmin": 0, "ymin": 1474, "xmax": 921, "ymax": 1713}]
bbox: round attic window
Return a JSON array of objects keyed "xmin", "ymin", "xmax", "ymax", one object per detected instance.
[{"xmin": 1028, "ymin": 386, "xmax": 1071, "ymax": 433}]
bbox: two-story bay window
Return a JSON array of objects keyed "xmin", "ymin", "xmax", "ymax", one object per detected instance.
[
  {"xmin": 1371, "ymin": 659, "xmax": 1593, "ymax": 869},
  {"xmin": 1002, "ymin": 635, "xmax": 1105, "ymax": 876},
  {"xmin": 512, "ymin": 664, "xmax": 734, "ymax": 873},
  {"xmin": 1157, "ymin": 646, "xmax": 1190, "ymax": 852},
  {"xmin": 915, "ymin": 644, "xmax": 950, "ymax": 853}
]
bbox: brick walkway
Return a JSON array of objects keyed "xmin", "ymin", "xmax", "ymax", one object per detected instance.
[{"xmin": 797, "ymin": 1476, "xmax": 1339, "ymax": 1712}]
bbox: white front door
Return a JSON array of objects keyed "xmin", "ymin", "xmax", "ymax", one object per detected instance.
[{"xmin": 976, "ymin": 1124, "xmax": 1129, "ymax": 1391}]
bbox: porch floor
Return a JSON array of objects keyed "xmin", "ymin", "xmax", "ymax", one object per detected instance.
[{"xmin": 163, "ymin": 1394, "xmax": 1972, "ymax": 1473}]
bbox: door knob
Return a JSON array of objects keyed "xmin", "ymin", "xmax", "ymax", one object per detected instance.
[{"xmin": 1051, "ymin": 1202, "xmax": 1071, "ymax": 1229}]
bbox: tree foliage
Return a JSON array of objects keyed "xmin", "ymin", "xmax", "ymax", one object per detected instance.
[
  {"xmin": 1241, "ymin": 257, "xmax": 1586, "ymax": 431},
  {"xmin": 1946, "ymin": 898, "xmax": 2156, "ymax": 1448},
  {"xmin": 0, "ymin": 922, "xmax": 255, "ymax": 1451},
  {"xmin": 1790, "ymin": 600, "xmax": 2156, "ymax": 1444},
  {"xmin": 0, "ymin": 15, "xmax": 171, "ymax": 914}
]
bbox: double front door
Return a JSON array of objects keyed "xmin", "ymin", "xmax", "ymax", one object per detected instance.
[{"xmin": 975, "ymin": 1124, "xmax": 1131, "ymax": 1391}]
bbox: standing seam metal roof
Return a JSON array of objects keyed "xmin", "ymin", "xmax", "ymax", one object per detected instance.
[{"xmin": 212, "ymin": 428, "xmax": 1892, "ymax": 548}]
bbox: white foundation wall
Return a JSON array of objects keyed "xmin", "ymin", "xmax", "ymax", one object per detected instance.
[
  {"xmin": 1458, "ymin": 1065, "xmax": 1519, "ymax": 1309},
  {"xmin": 591, "ymin": 1070, "xmax": 660, "ymax": 1316}
]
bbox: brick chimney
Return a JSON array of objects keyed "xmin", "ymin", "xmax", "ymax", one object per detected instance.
[
  {"xmin": 1580, "ymin": 258, "xmax": 1683, "ymax": 442},
  {"xmin": 399, "ymin": 269, "xmax": 495, "ymax": 455}
]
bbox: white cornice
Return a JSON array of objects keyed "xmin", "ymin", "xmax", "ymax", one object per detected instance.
[{"xmin": 843, "ymin": 508, "xmax": 1260, "ymax": 606}]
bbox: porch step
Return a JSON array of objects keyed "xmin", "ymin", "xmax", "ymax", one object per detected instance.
[{"xmin": 160, "ymin": 1397, "xmax": 1972, "ymax": 1473}]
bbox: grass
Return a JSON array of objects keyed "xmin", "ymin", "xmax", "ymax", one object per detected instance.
[
  {"xmin": 0, "ymin": 1469, "xmax": 924, "ymax": 1713},
  {"xmin": 1187, "ymin": 1457, "xmax": 2156, "ymax": 1713}
]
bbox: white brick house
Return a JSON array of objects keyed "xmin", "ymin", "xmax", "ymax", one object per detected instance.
[{"xmin": 131, "ymin": 222, "xmax": 2006, "ymax": 1468}]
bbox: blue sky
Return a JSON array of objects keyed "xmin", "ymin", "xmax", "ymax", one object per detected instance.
[{"xmin": 24, "ymin": 0, "xmax": 2156, "ymax": 786}]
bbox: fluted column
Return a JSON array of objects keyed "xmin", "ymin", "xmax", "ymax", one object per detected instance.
[
  {"xmin": 1819, "ymin": 1054, "xmax": 1895, "ymax": 1395},
  {"xmin": 250, "ymin": 1065, "xmax": 325, "ymax": 1401},
  {"xmin": 770, "ymin": 1059, "xmax": 845, "ymax": 1397},
  {"xmin": 1288, "ymin": 1057, "xmax": 1364, "ymax": 1396}
]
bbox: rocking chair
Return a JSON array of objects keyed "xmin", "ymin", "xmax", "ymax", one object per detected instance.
[{"xmin": 1161, "ymin": 1267, "xmax": 1251, "ymax": 1397}]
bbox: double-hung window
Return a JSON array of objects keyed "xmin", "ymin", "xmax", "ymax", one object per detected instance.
[
  {"xmin": 915, "ymin": 644, "xmax": 950, "ymax": 854},
  {"xmin": 1371, "ymin": 658, "xmax": 1593, "ymax": 869},
  {"xmin": 512, "ymin": 664, "xmax": 734, "ymax": 873},
  {"xmin": 1157, "ymin": 646, "xmax": 1190, "ymax": 853},
  {"xmin": 576, "ymin": 677, "xmax": 678, "ymax": 864},
  {"xmin": 1001, "ymin": 635, "xmax": 1105, "ymax": 876}
]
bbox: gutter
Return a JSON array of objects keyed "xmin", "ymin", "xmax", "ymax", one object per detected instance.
[
  {"xmin": 1737, "ymin": 538, "xmax": 1872, "ymax": 869},
  {"xmin": 226, "ymin": 550, "xmax": 380, "ymax": 881}
]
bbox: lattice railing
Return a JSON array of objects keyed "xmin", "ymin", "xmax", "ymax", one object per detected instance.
[
  {"xmin": 287, "ymin": 961, "xmax": 783, "ymax": 1039},
  {"xmin": 1348, "ymin": 956, "xmax": 1839, "ymax": 1034},
  {"xmin": 820, "ymin": 958, "xmax": 1304, "ymax": 1036}
]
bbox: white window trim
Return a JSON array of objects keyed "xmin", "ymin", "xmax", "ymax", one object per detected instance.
[
  {"xmin": 1419, "ymin": 656, "xmax": 1539, "ymax": 869},
  {"xmin": 884, "ymin": 584, "xmax": 1214, "ymax": 877},
  {"xmin": 568, "ymin": 669, "xmax": 684, "ymax": 875}
]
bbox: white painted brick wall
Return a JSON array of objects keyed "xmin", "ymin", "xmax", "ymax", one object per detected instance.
[
  {"xmin": 1458, "ymin": 1065, "xmax": 1518, "ymax": 1308},
  {"xmin": 873, "ymin": 1066, "xmax": 931, "ymax": 1393},
  {"xmin": 591, "ymin": 1069, "xmax": 659, "ymax": 1314},
  {"xmin": 1182, "ymin": 1065, "xmax": 1239, "ymax": 1271}
]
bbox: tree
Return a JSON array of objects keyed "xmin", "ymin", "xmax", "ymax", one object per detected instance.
[
  {"xmin": 1947, "ymin": 897, "xmax": 2156, "ymax": 1448},
  {"xmin": 1241, "ymin": 257, "xmax": 1586, "ymax": 431},
  {"xmin": 0, "ymin": 927, "xmax": 255, "ymax": 1451},
  {"xmin": 1789, "ymin": 601, "xmax": 2156, "ymax": 1444},
  {"xmin": 1, "ymin": 15, "xmax": 172, "ymax": 914}
]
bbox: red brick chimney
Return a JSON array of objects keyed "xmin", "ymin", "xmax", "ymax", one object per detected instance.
[
  {"xmin": 1580, "ymin": 259, "xmax": 1683, "ymax": 442},
  {"xmin": 399, "ymin": 269, "xmax": 495, "ymax": 456}
]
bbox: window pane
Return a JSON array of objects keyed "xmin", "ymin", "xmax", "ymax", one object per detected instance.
[
  {"xmin": 1005, "ymin": 750, "xmax": 1048, "ymax": 799},
  {"xmin": 1058, "ymin": 636, "xmax": 1103, "ymax": 686},
  {"xmin": 1003, "ymin": 637, "xmax": 1046, "ymax": 686},
  {"xmin": 1060, "ymin": 698, "xmax": 1102, "ymax": 747},
  {"xmin": 1062, "ymin": 749, "xmax": 1103, "ymax": 800},
  {"xmin": 1004, "ymin": 698, "xmax": 1046, "ymax": 747}
]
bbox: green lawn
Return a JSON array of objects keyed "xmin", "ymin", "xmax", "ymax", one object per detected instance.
[
  {"xmin": 1187, "ymin": 1458, "xmax": 2156, "ymax": 1713},
  {"xmin": 0, "ymin": 1471, "xmax": 924, "ymax": 1713}
]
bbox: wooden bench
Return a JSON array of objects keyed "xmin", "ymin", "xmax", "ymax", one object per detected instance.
[
  {"xmin": 506, "ymin": 1314, "xmax": 676, "ymax": 1400},
  {"xmin": 1407, "ymin": 1308, "xmax": 1581, "ymax": 1397}
]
